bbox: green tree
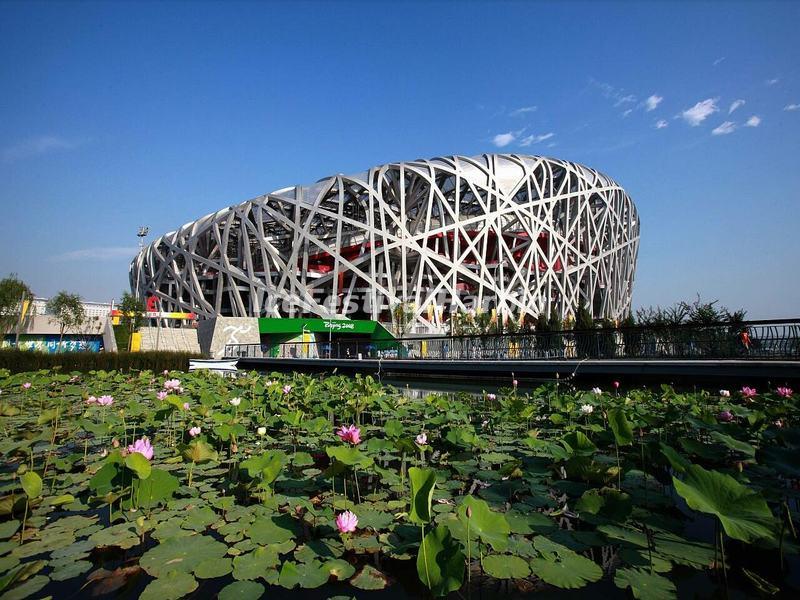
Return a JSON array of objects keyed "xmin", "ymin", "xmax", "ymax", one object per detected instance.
[
  {"xmin": 575, "ymin": 304, "xmax": 594, "ymax": 331},
  {"xmin": 0, "ymin": 274, "xmax": 34, "ymax": 339},
  {"xmin": 46, "ymin": 292, "xmax": 86, "ymax": 352},
  {"xmin": 118, "ymin": 292, "xmax": 146, "ymax": 351}
]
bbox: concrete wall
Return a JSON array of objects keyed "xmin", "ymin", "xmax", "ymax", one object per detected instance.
[
  {"xmin": 198, "ymin": 317, "xmax": 260, "ymax": 358},
  {"xmin": 138, "ymin": 327, "xmax": 201, "ymax": 354}
]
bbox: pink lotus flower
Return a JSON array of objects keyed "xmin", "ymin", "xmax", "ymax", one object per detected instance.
[
  {"xmin": 182, "ymin": 402, "xmax": 190, "ymax": 410},
  {"xmin": 741, "ymin": 386, "xmax": 757, "ymax": 398},
  {"xmin": 163, "ymin": 379, "xmax": 182, "ymax": 392},
  {"xmin": 156, "ymin": 391, "xmax": 168, "ymax": 401},
  {"xmin": 163, "ymin": 370, "xmax": 170, "ymax": 376},
  {"xmin": 188, "ymin": 426, "xmax": 201, "ymax": 437},
  {"xmin": 777, "ymin": 387, "xmax": 793, "ymax": 398},
  {"xmin": 335, "ymin": 510, "xmax": 358, "ymax": 533},
  {"xmin": 719, "ymin": 389, "xmax": 731, "ymax": 397},
  {"xmin": 416, "ymin": 432, "xmax": 428, "ymax": 445},
  {"xmin": 612, "ymin": 381, "xmax": 620, "ymax": 389},
  {"xmin": 86, "ymin": 395, "xmax": 97, "ymax": 405},
  {"xmin": 512, "ymin": 379, "xmax": 518, "ymax": 387},
  {"xmin": 486, "ymin": 393, "xmax": 496, "ymax": 401},
  {"xmin": 22, "ymin": 383, "xmax": 31, "ymax": 390},
  {"xmin": 718, "ymin": 410, "xmax": 734, "ymax": 423},
  {"xmin": 336, "ymin": 424, "xmax": 362, "ymax": 445},
  {"xmin": 97, "ymin": 395, "xmax": 114, "ymax": 407},
  {"xmin": 282, "ymin": 385, "xmax": 292, "ymax": 394},
  {"xmin": 127, "ymin": 437, "xmax": 154, "ymax": 460}
]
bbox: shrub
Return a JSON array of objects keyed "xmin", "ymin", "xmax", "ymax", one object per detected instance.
[{"xmin": 0, "ymin": 349, "xmax": 201, "ymax": 373}]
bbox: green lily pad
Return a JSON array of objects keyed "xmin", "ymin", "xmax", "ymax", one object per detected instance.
[
  {"xmin": 50, "ymin": 559, "xmax": 92, "ymax": 581},
  {"xmin": 0, "ymin": 521, "xmax": 20, "ymax": 540},
  {"xmin": 529, "ymin": 537, "xmax": 602, "ymax": 589},
  {"xmin": 614, "ymin": 567, "xmax": 677, "ymax": 600},
  {"xmin": 139, "ymin": 535, "xmax": 228, "ymax": 577},
  {"xmin": 351, "ymin": 564, "xmax": 391, "ymax": 590},
  {"xmin": 1, "ymin": 574, "xmax": 49, "ymax": 600},
  {"xmin": 218, "ymin": 580, "xmax": 265, "ymax": 600},
  {"xmin": 233, "ymin": 546, "xmax": 279, "ymax": 580},
  {"xmin": 482, "ymin": 554, "xmax": 530, "ymax": 579},
  {"xmin": 194, "ymin": 556, "xmax": 232, "ymax": 579},
  {"xmin": 456, "ymin": 495, "xmax": 510, "ymax": 552},
  {"xmin": 325, "ymin": 558, "xmax": 355, "ymax": 580},
  {"xmin": 326, "ymin": 446, "xmax": 373, "ymax": 468},
  {"xmin": 140, "ymin": 570, "xmax": 198, "ymax": 600},
  {"xmin": 248, "ymin": 513, "xmax": 298, "ymax": 545}
]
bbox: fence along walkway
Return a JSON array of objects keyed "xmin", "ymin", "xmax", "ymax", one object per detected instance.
[{"xmin": 225, "ymin": 319, "xmax": 800, "ymax": 362}]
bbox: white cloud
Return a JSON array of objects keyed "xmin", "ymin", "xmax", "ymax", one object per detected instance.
[
  {"xmin": 766, "ymin": 78, "xmax": 780, "ymax": 86},
  {"xmin": 2, "ymin": 135, "xmax": 81, "ymax": 162},
  {"xmin": 713, "ymin": 57, "xmax": 726, "ymax": 66},
  {"xmin": 589, "ymin": 78, "xmax": 637, "ymax": 107},
  {"xmin": 615, "ymin": 94, "xmax": 636, "ymax": 107},
  {"xmin": 519, "ymin": 132, "xmax": 554, "ymax": 146},
  {"xmin": 745, "ymin": 115, "xmax": 761, "ymax": 127},
  {"xmin": 52, "ymin": 247, "xmax": 139, "ymax": 262},
  {"xmin": 728, "ymin": 99, "xmax": 745, "ymax": 114},
  {"xmin": 712, "ymin": 121, "xmax": 736, "ymax": 136},
  {"xmin": 492, "ymin": 132, "xmax": 517, "ymax": 147},
  {"xmin": 784, "ymin": 103, "xmax": 800, "ymax": 111},
  {"xmin": 622, "ymin": 108, "xmax": 634, "ymax": 117},
  {"xmin": 655, "ymin": 119, "xmax": 669, "ymax": 129},
  {"xmin": 509, "ymin": 106, "xmax": 537, "ymax": 117},
  {"xmin": 645, "ymin": 95, "xmax": 663, "ymax": 111},
  {"xmin": 681, "ymin": 98, "xmax": 719, "ymax": 126}
]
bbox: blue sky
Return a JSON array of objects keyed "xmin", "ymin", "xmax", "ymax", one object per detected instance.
[{"xmin": 1, "ymin": 1, "xmax": 798, "ymax": 318}]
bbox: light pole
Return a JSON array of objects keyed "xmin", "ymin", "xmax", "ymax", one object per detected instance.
[{"xmin": 135, "ymin": 226, "xmax": 149, "ymax": 300}]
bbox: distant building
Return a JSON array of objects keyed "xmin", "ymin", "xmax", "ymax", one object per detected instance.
[
  {"xmin": 131, "ymin": 154, "xmax": 640, "ymax": 336},
  {"xmin": 2, "ymin": 297, "xmax": 115, "ymax": 353}
]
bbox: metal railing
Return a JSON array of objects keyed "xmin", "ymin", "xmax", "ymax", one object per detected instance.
[{"xmin": 224, "ymin": 319, "xmax": 800, "ymax": 361}]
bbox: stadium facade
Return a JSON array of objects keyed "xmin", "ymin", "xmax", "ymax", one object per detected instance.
[{"xmin": 131, "ymin": 154, "xmax": 639, "ymax": 335}]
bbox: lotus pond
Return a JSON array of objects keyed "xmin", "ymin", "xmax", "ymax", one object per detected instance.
[{"xmin": 0, "ymin": 369, "xmax": 798, "ymax": 599}]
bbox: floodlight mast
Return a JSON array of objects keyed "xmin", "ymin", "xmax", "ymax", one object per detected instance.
[{"xmin": 135, "ymin": 226, "xmax": 149, "ymax": 300}]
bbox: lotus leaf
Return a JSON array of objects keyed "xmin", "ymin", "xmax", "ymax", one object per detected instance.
[
  {"xmin": 672, "ymin": 463, "xmax": 777, "ymax": 542},
  {"xmin": 248, "ymin": 513, "xmax": 298, "ymax": 545},
  {"xmin": 125, "ymin": 452, "xmax": 152, "ymax": 480},
  {"xmin": 351, "ymin": 563, "xmax": 391, "ymax": 590},
  {"xmin": 139, "ymin": 534, "xmax": 228, "ymax": 577},
  {"xmin": 232, "ymin": 546, "xmax": 280, "ymax": 580},
  {"xmin": 416, "ymin": 525, "xmax": 463, "ymax": 596},
  {"xmin": 529, "ymin": 536, "xmax": 602, "ymax": 589},
  {"xmin": 218, "ymin": 580, "xmax": 265, "ymax": 600},
  {"xmin": 140, "ymin": 570, "xmax": 198, "ymax": 600},
  {"xmin": 482, "ymin": 554, "xmax": 530, "ymax": 579},
  {"xmin": 19, "ymin": 472, "xmax": 42, "ymax": 499},
  {"xmin": 614, "ymin": 567, "xmax": 677, "ymax": 600},
  {"xmin": 456, "ymin": 495, "xmax": 510, "ymax": 551},
  {"xmin": 608, "ymin": 408, "xmax": 634, "ymax": 446}
]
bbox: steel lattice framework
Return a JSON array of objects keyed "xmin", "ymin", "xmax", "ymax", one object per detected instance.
[{"xmin": 131, "ymin": 154, "xmax": 639, "ymax": 333}]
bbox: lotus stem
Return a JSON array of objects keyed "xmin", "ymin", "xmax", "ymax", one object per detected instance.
[
  {"xmin": 19, "ymin": 500, "xmax": 28, "ymax": 545},
  {"xmin": 719, "ymin": 528, "xmax": 728, "ymax": 593},
  {"xmin": 421, "ymin": 523, "xmax": 431, "ymax": 589}
]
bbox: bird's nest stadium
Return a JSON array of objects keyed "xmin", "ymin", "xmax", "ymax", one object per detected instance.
[{"xmin": 130, "ymin": 154, "xmax": 639, "ymax": 335}]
